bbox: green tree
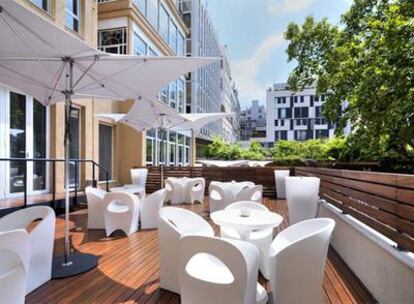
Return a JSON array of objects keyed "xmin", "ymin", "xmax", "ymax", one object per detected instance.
[{"xmin": 285, "ymin": 0, "xmax": 414, "ymax": 160}]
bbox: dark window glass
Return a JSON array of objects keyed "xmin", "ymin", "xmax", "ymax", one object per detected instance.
[
  {"xmin": 33, "ymin": 100, "xmax": 47, "ymax": 191},
  {"xmin": 99, "ymin": 124, "xmax": 113, "ymax": 181}
]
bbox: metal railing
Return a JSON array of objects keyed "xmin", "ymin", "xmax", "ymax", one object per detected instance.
[{"xmin": 0, "ymin": 158, "xmax": 110, "ymax": 208}]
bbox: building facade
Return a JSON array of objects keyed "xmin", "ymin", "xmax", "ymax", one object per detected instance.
[
  {"xmin": 266, "ymin": 83, "xmax": 337, "ymax": 143},
  {"xmin": 240, "ymin": 100, "xmax": 266, "ymax": 141},
  {"xmin": 181, "ymin": 0, "xmax": 222, "ymax": 141},
  {"xmin": 220, "ymin": 46, "xmax": 240, "ymax": 143}
]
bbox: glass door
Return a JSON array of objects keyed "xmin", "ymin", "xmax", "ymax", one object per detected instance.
[
  {"xmin": 7, "ymin": 92, "xmax": 48, "ymax": 196},
  {"xmin": 68, "ymin": 107, "xmax": 81, "ymax": 189}
]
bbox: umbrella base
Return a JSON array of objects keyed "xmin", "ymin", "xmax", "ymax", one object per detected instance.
[{"xmin": 52, "ymin": 252, "xmax": 99, "ymax": 279}]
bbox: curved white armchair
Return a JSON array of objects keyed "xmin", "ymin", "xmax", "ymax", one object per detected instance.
[
  {"xmin": 236, "ymin": 185, "xmax": 263, "ymax": 203},
  {"xmin": 0, "ymin": 206, "xmax": 56, "ymax": 294},
  {"xmin": 158, "ymin": 207, "xmax": 214, "ymax": 294},
  {"xmin": 187, "ymin": 177, "xmax": 205, "ymax": 204},
  {"xmin": 85, "ymin": 186, "xmax": 107, "ymax": 229},
  {"xmin": 274, "ymin": 170, "xmax": 290, "ymax": 199},
  {"xmin": 104, "ymin": 192, "xmax": 140, "ymax": 237},
  {"xmin": 221, "ymin": 201, "xmax": 273, "ymax": 279},
  {"xmin": 285, "ymin": 176, "xmax": 320, "ymax": 224},
  {"xmin": 179, "ymin": 235, "xmax": 268, "ymax": 304},
  {"xmin": 130, "ymin": 168, "xmax": 148, "ymax": 194},
  {"xmin": 165, "ymin": 178, "xmax": 184, "ymax": 205},
  {"xmin": 0, "ymin": 229, "xmax": 30, "ymax": 304},
  {"xmin": 140, "ymin": 189, "xmax": 167, "ymax": 229},
  {"xmin": 268, "ymin": 218, "xmax": 335, "ymax": 303},
  {"xmin": 208, "ymin": 183, "xmax": 226, "ymax": 213}
]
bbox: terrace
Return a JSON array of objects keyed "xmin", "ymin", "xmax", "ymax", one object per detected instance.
[{"xmin": 4, "ymin": 164, "xmax": 412, "ymax": 303}]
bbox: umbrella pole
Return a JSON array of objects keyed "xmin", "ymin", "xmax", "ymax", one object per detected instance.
[{"xmin": 52, "ymin": 58, "xmax": 99, "ymax": 279}]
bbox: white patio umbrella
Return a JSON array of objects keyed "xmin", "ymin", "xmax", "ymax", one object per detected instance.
[
  {"xmin": 96, "ymin": 99, "xmax": 235, "ymax": 185},
  {"xmin": 0, "ymin": 0, "xmax": 218, "ymax": 278}
]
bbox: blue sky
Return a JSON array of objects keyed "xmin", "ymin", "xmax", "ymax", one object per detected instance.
[{"xmin": 206, "ymin": 0, "xmax": 353, "ymax": 109}]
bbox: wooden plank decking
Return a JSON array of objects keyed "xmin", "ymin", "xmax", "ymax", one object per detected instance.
[{"xmin": 26, "ymin": 197, "xmax": 376, "ymax": 304}]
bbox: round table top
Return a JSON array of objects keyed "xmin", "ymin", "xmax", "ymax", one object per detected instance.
[
  {"xmin": 210, "ymin": 208, "xmax": 283, "ymax": 231},
  {"xmin": 111, "ymin": 185, "xmax": 145, "ymax": 194}
]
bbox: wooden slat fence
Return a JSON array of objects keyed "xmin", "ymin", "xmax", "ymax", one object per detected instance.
[
  {"xmin": 295, "ymin": 167, "xmax": 414, "ymax": 252},
  {"xmin": 138, "ymin": 166, "xmax": 293, "ymax": 198}
]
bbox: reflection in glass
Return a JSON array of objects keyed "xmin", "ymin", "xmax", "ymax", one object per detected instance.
[
  {"xmin": 9, "ymin": 92, "xmax": 26, "ymax": 193},
  {"xmin": 68, "ymin": 108, "xmax": 80, "ymax": 188},
  {"xmin": 33, "ymin": 100, "xmax": 47, "ymax": 191},
  {"xmin": 99, "ymin": 124, "xmax": 113, "ymax": 181}
]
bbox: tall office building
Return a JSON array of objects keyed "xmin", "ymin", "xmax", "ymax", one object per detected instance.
[
  {"xmin": 266, "ymin": 83, "xmax": 344, "ymax": 143},
  {"xmin": 220, "ymin": 46, "xmax": 241, "ymax": 143},
  {"xmin": 181, "ymin": 0, "xmax": 239, "ymax": 143}
]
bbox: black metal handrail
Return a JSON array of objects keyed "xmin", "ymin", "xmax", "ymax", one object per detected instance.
[{"xmin": 0, "ymin": 157, "xmax": 111, "ymax": 207}]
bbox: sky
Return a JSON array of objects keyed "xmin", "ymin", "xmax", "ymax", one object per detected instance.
[{"xmin": 205, "ymin": 0, "xmax": 353, "ymax": 109}]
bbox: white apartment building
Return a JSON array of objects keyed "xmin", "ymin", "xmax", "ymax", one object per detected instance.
[
  {"xmin": 220, "ymin": 46, "xmax": 240, "ymax": 143},
  {"xmin": 266, "ymin": 83, "xmax": 337, "ymax": 143},
  {"xmin": 181, "ymin": 0, "xmax": 238, "ymax": 143}
]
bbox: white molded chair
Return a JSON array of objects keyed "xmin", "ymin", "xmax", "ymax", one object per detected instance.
[
  {"xmin": 0, "ymin": 229, "xmax": 30, "ymax": 304},
  {"xmin": 269, "ymin": 218, "xmax": 335, "ymax": 304},
  {"xmin": 187, "ymin": 177, "xmax": 205, "ymax": 204},
  {"xmin": 85, "ymin": 186, "xmax": 107, "ymax": 229},
  {"xmin": 285, "ymin": 177, "xmax": 320, "ymax": 224},
  {"xmin": 130, "ymin": 168, "xmax": 148, "ymax": 192},
  {"xmin": 140, "ymin": 189, "xmax": 167, "ymax": 229},
  {"xmin": 221, "ymin": 201, "xmax": 273, "ymax": 279},
  {"xmin": 165, "ymin": 178, "xmax": 184, "ymax": 205},
  {"xmin": 179, "ymin": 235, "xmax": 268, "ymax": 304},
  {"xmin": 274, "ymin": 170, "xmax": 290, "ymax": 199},
  {"xmin": 208, "ymin": 183, "xmax": 226, "ymax": 213},
  {"xmin": 104, "ymin": 192, "xmax": 140, "ymax": 237},
  {"xmin": 0, "ymin": 206, "xmax": 55, "ymax": 294},
  {"xmin": 158, "ymin": 207, "xmax": 214, "ymax": 294},
  {"xmin": 236, "ymin": 184, "xmax": 263, "ymax": 203}
]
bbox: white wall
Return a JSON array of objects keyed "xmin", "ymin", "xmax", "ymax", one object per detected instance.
[{"xmin": 319, "ymin": 202, "xmax": 414, "ymax": 303}]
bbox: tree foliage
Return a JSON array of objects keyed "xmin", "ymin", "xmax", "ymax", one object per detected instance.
[{"xmin": 285, "ymin": 0, "xmax": 414, "ymax": 160}]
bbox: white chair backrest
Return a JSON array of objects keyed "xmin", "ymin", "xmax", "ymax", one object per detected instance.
[
  {"xmin": 145, "ymin": 189, "xmax": 167, "ymax": 207},
  {"xmin": 104, "ymin": 192, "xmax": 139, "ymax": 212},
  {"xmin": 189, "ymin": 178, "xmax": 205, "ymax": 190},
  {"xmin": 285, "ymin": 176, "xmax": 320, "ymax": 224},
  {"xmin": 236, "ymin": 185, "xmax": 263, "ymax": 202},
  {"xmin": 159, "ymin": 207, "xmax": 213, "ymax": 236},
  {"xmin": 86, "ymin": 186, "xmax": 106, "ymax": 203},
  {"xmin": 130, "ymin": 168, "xmax": 148, "ymax": 187},
  {"xmin": 0, "ymin": 229, "xmax": 30, "ymax": 274},
  {"xmin": 209, "ymin": 183, "xmax": 225, "ymax": 200},
  {"xmin": 226, "ymin": 201, "xmax": 268, "ymax": 211},
  {"xmin": 269, "ymin": 218, "xmax": 335, "ymax": 304},
  {"xmin": 179, "ymin": 235, "xmax": 260, "ymax": 304}
]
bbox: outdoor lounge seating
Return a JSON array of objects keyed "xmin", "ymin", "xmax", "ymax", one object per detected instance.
[
  {"xmin": 0, "ymin": 229, "xmax": 30, "ymax": 304},
  {"xmin": 165, "ymin": 178, "xmax": 184, "ymax": 205},
  {"xmin": 0, "ymin": 206, "xmax": 55, "ymax": 294},
  {"xmin": 104, "ymin": 192, "xmax": 140, "ymax": 237},
  {"xmin": 85, "ymin": 186, "xmax": 107, "ymax": 229},
  {"xmin": 140, "ymin": 188, "xmax": 167, "ymax": 229},
  {"xmin": 158, "ymin": 207, "xmax": 214, "ymax": 294},
  {"xmin": 220, "ymin": 201, "xmax": 274, "ymax": 279},
  {"xmin": 268, "ymin": 218, "xmax": 335, "ymax": 303},
  {"xmin": 274, "ymin": 170, "xmax": 290, "ymax": 199},
  {"xmin": 208, "ymin": 183, "xmax": 227, "ymax": 213},
  {"xmin": 186, "ymin": 177, "xmax": 205, "ymax": 204},
  {"xmin": 178, "ymin": 235, "xmax": 268, "ymax": 304},
  {"xmin": 236, "ymin": 184, "xmax": 263, "ymax": 202},
  {"xmin": 285, "ymin": 176, "xmax": 320, "ymax": 224}
]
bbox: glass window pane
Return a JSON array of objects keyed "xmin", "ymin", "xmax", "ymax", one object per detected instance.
[
  {"xmin": 134, "ymin": 33, "xmax": 147, "ymax": 55},
  {"xmin": 147, "ymin": 0, "xmax": 158, "ymax": 29},
  {"xmin": 9, "ymin": 92, "xmax": 26, "ymax": 193},
  {"xmin": 31, "ymin": 0, "xmax": 49, "ymax": 11},
  {"xmin": 169, "ymin": 81, "xmax": 177, "ymax": 108},
  {"xmin": 99, "ymin": 124, "xmax": 113, "ymax": 181},
  {"xmin": 133, "ymin": 0, "xmax": 146, "ymax": 14},
  {"xmin": 169, "ymin": 21, "xmax": 177, "ymax": 53},
  {"xmin": 33, "ymin": 100, "xmax": 47, "ymax": 191},
  {"xmin": 146, "ymin": 138, "xmax": 153, "ymax": 163},
  {"xmin": 159, "ymin": 5, "xmax": 169, "ymax": 43}
]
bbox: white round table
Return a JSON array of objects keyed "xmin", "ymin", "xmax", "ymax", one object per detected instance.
[
  {"xmin": 111, "ymin": 185, "xmax": 145, "ymax": 198},
  {"xmin": 211, "ymin": 208, "xmax": 283, "ymax": 240}
]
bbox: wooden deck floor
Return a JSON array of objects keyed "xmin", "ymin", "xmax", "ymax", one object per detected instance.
[{"xmin": 26, "ymin": 197, "xmax": 375, "ymax": 304}]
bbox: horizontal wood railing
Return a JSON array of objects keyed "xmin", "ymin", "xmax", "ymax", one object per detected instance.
[
  {"xmin": 295, "ymin": 167, "xmax": 414, "ymax": 252},
  {"xmin": 139, "ymin": 166, "xmax": 294, "ymax": 198}
]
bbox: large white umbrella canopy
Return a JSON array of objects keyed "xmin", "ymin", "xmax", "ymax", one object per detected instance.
[
  {"xmin": 0, "ymin": 0, "xmax": 217, "ymax": 105},
  {"xmin": 0, "ymin": 0, "xmax": 218, "ymax": 277},
  {"xmin": 96, "ymin": 99, "xmax": 235, "ymax": 132}
]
